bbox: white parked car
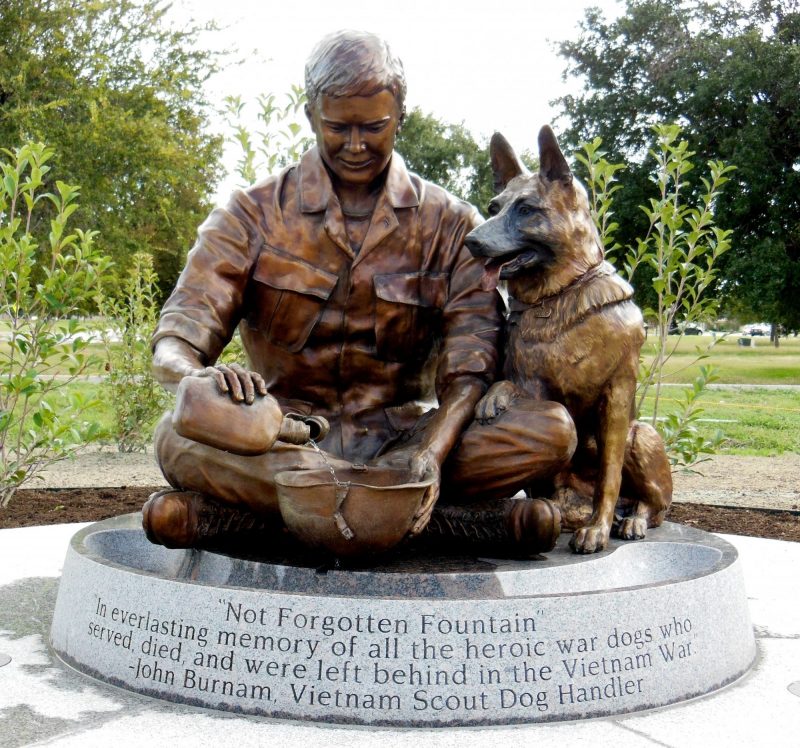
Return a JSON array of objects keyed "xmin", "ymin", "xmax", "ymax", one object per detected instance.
[{"xmin": 741, "ymin": 323, "xmax": 770, "ymax": 336}]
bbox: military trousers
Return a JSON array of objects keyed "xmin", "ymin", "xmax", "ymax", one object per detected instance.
[{"xmin": 154, "ymin": 396, "xmax": 577, "ymax": 515}]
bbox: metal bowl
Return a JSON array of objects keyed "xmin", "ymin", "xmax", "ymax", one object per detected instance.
[{"xmin": 274, "ymin": 466, "xmax": 433, "ymax": 557}]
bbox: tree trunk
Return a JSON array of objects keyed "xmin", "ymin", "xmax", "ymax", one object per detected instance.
[{"xmin": 770, "ymin": 322, "xmax": 780, "ymax": 348}]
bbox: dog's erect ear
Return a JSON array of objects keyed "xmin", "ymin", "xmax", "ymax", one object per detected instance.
[
  {"xmin": 538, "ymin": 125, "xmax": 572, "ymax": 186},
  {"xmin": 490, "ymin": 132, "xmax": 529, "ymax": 193}
]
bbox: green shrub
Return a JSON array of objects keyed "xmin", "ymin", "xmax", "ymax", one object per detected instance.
[
  {"xmin": 0, "ymin": 142, "xmax": 112, "ymax": 506},
  {"xmin": 99, "ymin": 252, "xmax": 170, "ymax": 452},
  {"xmin": 223, "ymin": 86, "xmax": 312, "ymax": 187},
  {"xmin": 578, "ymin": 125, "xmax": 733, "ymax": 468}
]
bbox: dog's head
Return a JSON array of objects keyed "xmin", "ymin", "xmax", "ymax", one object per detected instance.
[{"xmin": 465, "ymin": 125, "xmax": 603, "ymax": 298}]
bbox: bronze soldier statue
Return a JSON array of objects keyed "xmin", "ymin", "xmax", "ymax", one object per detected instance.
[{"xmin": 143, "ymin": 30, "xmax": 576, "ymax": 557}]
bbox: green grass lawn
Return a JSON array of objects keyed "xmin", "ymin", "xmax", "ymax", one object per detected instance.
[
  {"xmin": 3, "ymin": 328, "xmax": 798, "ymax": 457},
  {"xmin": 642, "ymin": 333, "xmax": 800, "ymax": 385},
  {"xmin": 639, "ymin": 386, "xmax": 800, "ymax": 456},
  {"xmin": 636, "ymin": 333, "xmax": 799, "ymax": 455}
]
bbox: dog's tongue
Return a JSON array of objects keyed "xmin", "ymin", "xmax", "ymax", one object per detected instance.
[{"xmin": 480, "ymin": 260, "xmax": 506, "ymax": 292}]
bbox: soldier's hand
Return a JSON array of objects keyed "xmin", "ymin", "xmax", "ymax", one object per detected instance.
[
  {"xmin": 192, "ymin": 363, "xmax": 267, "ymax": 405},
  {"xmin": 408, "ymin": 448, "xmax": 441, "ymax": 537}
]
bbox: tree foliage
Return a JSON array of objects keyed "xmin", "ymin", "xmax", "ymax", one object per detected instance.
[
  {"xmin": 223, "ymin": 86, "xmax": 313, "ymax": 187},
  {"xmin": 0, "ymin": 143, "xmax": 112, "ymax": 506},
  {"xmin": 556, "ymin": 0, "xmax": 800, "ymax": 333},
  {"xmin": 0, "ymin": 0, "xmax": 225, "ymax": 296},
  {"xmin": 395, "ymin": 109, "xmax": 538, "ymax": 216},
  {"xmin": 395, "ymin": 108, "xmax": 495, "ymax": 214}
]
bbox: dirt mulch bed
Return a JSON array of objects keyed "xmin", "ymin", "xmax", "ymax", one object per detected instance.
[
  {"xmin": 0, "ymin": 486, "xmax": 159, "ymax": 528},
  {"xmin": 0, "ymin": 486, "xmax": 797, "ymax": 542},
  {"xmin": 667, "ymin": 502, "xmax": 799, "ymax": 543}
]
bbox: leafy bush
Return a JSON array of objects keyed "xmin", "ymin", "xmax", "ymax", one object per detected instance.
[
  {"xmin": 0, "ymin": 142, "xmax": 112, "ymax": 506},
  {"xmin": 223, "ymin": 86, "xmax": 313, "ymax": 186},
  {"xmin": 99, "ymin": 252, "xmax": 170, "ymax": 452},
  {"xmin": 578, "ymin": 125, "xmax": 733, "ymax": 467}
]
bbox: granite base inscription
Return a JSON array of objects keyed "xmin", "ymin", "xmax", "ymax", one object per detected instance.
[{"xmin": 51, "ymin": 516, "xmax": 756, "ymax": 725}]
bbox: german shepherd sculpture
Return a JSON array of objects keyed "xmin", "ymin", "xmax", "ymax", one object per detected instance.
[{"xmin": 464, "ymin": 125, "xmax": 672, "ymax": 554}]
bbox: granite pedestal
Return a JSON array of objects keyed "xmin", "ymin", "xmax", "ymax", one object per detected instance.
[{"xmin": 50, "ymin": 515, "xmax": 756, "ymax": 726}]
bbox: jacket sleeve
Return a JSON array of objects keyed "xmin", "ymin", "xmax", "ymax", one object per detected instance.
[
  {"xmin": 152, "ymin": 188, "xmax": 265, "ymax": 363},
  {"xmin": 435, "ymin": 204, "xmax": 503, "ymax": 396}
]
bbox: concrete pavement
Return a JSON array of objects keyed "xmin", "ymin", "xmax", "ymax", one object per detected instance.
[{"xmin": 0, "ymin": 523, "xmax": 798, "ymax": 747}]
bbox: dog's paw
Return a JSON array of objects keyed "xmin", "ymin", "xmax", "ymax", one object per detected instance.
[
  {"xmin": 569, "ymin": 523, "xmax": 611, "ymax": 554},
  {"xmin": 616, "ymin": 516, "xmax": 647, "ymax": 541},
  {"xmin": 475, "ymin": 380, "xmax": 520, "ymax": 422}
]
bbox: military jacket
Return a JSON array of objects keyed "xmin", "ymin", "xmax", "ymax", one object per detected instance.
[{"xmin": 155, "ymin": 148, "xmax": 501, "ymax": 461}]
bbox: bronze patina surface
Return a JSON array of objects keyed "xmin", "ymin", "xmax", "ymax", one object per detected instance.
[
  {"xmin": 465, "ymin": 126, "xmax": 673, "ymax": 554},
  {"xmin": 144, "ymin": 32, "xmax": 668, "ymax": 560}
]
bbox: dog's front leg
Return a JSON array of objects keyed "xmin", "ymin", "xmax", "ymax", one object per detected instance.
[{"xmin": 570, "ymin": 380, "xmax": 633, "ymax": 554}]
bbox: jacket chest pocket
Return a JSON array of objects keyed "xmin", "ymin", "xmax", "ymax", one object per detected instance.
[
  {"xmin": 374, "ymin": 272, "xmax": 448, "ymax": 362},
  {"xmin": 246, "ymin": 246, "xmax": 338, "ymax": 352}
]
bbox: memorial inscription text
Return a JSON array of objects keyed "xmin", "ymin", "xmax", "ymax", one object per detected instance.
[{"xmin": 85, "ymin": 593, "xmax": 698, "ymax": 718}]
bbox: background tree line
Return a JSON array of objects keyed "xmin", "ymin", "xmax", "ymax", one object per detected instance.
[
  {"xmin": 0, "ymin": 0, "xmax": 223, "ymax": 297},
  {"xmin": 2, "ymin": 0, "xmax": 798, "ymax": 335},
  {"xmin": 555, "ymin": 0, "xmax": 800, "ymax": 338}
]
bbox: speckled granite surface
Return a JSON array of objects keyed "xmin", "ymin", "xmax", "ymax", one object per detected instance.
[{"xmin": 49, "ymin": 518, "xmax": 755, "ymax": 726}]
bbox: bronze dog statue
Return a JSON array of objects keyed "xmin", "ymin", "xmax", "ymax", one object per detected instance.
[{"xmin": 464, "ymin": 125, "xmax": 672, "ymax": 554}]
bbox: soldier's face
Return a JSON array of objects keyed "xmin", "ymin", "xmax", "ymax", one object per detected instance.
[{"xmin": 307, "ymin": 89, "xmax": 402, "ymax": 187}]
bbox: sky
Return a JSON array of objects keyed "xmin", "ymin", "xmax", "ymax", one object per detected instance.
[{"xmin": 169, "ymin": 0, "xmax": 624, "ymax": 203}]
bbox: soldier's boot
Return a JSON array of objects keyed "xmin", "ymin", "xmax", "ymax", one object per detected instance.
[
  {"xmin": 142, "ymin": 489, "xmax": 273, "ymax": 549},
  {"xmin": 422, "ymin": 497, "xmax": 561, "ymax": 558}
]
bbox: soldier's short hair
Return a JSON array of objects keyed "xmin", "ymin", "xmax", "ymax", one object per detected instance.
[{"xmin": 305, "ymin": 30, "xmax": 406, "ymax": 111}]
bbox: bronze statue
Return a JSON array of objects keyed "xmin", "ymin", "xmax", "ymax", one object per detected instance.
[
  {"xmin": 143, "ymin": 31, "xmax": 576, "ymax": 559},
  {"xmin": 464, "ymin": 126, "xmax": 673, "ymax": 553}
]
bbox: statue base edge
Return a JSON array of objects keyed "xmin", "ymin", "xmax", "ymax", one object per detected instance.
[{"xmin": 50, "ymin": 514, "xmax": 756, "ymax": 726}]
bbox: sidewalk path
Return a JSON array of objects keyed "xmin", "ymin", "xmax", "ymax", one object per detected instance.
[
  {"xmin": 37, "ymin": 448, "xmax": 167, "ymax": 489},
  {"xmin": 1, "ymin": 525, "xmax": 798, "ymax": 746}
]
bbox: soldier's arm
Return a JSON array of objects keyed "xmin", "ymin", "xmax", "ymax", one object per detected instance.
[
  {"xmin": 152, "ymin": 336, "xmax": 267, "ymax": 404},
  {"xmin": 406, "ymin": 204, "xmax": 502, "ymax": 532},
  {"xmin": 405, "ymin": 375, "xmax": 486, "ymax": 536},
  {"xmin": 152, "ymin": 187, "xmax": 269, "ymax": 403},
  {"xmin": 412, "ymin": 375, "xmax": 486, "ymax": 469}
]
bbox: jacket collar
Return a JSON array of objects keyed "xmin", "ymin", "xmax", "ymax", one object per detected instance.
[{"xmin": 299, "ymin": 147, "xmax": 419, "ymax": 213}]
